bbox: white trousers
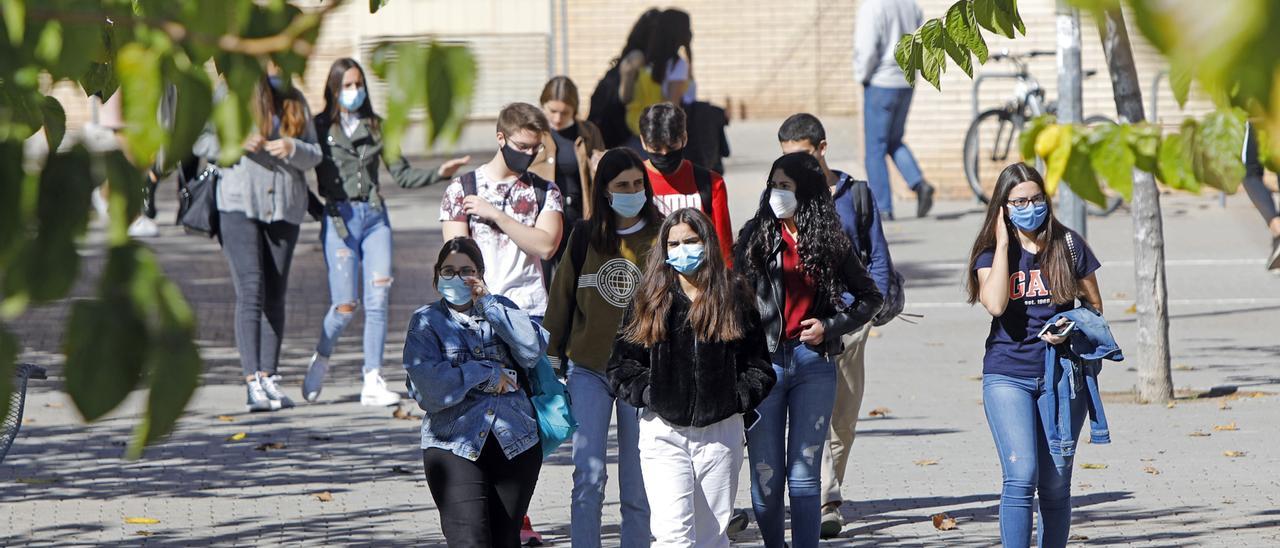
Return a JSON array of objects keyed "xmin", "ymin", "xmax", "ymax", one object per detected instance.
[{"xmin": 637, "ymin": 411, "xmax": 745, "ymax": 548}]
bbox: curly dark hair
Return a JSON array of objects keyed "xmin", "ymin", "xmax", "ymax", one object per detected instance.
[{"xmin": 734, "ymin": 152, "xmax": 852, "ymax": 308}]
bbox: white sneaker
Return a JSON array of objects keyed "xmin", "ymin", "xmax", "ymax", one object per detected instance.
[
  {"xmin": 361, "ymin": 371, "xmax": 401, "ymax": 407},
  {"xmin": 246, "ymin": 378, "xmax": 280, "ymax": 412},
  {"xmin": 125, "ymin": 216, "xmax": 159, "ymax": 238},
  {"xmin": 302, "ymin": 353, "xmax": 330, "ymax": 402},
  {"xmin": 258, "ymin": 374, "xmax": 295, "ymax": 409},
  {"xmin": 127, "ymin": 216, "xmax": 160, "ymax": 238}
]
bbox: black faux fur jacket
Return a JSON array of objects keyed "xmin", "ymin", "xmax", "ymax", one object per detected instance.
[{"xmin": 607, "ymin": 282, "xmax": 776, "ymax": 428}]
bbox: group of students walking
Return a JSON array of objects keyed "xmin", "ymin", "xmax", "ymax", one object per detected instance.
[{"xmin": 200, "ymin": 7, "xmax": 1117, "ymax": 546}]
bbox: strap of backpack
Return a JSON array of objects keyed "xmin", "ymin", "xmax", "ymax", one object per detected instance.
[
  {"xmin": 461, "ymin": 170, "xmax": 478, "ymax": 198},
  {"xmin": 692, "ymin": 165, "xmax": 714, "ymax": 216},
  {"xmin": 847, "ymin": 176, "xmax": 875, "ymax": 265},
  {"xmin": 1065, "ymin": 230, "xmax": 1080, "ymax": 268}
]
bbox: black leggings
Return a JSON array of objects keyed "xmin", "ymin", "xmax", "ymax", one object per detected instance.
[
  {"xmin": 1243, "ymin": 123, "xmax": 1278, "ymax": 225},
  {"xmin": 423, "ymin": 437, "xmax": 542, "ymax": 548}
]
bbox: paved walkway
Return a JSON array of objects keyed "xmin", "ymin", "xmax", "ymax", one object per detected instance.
[{"xmin": 4, "ymin": 119, "xmax": 1279, "ymax": 546}]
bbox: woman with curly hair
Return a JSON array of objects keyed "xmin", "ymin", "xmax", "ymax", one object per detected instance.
[{"xmin": 734, "ymin": 152, "xmax": 883, "ymax": 547}]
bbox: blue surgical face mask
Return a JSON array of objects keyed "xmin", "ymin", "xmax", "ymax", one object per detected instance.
[
  {"xmin": 267, "ymin": 75, "xmax": 284, "ymax": 91},
  {"xmin": 609, "ymin": 190, "xmax": 647, "ymax": 218},
  {"xmin": 1008, "ymin": 201, "xmax": 1050, "ymax": 231},
  {"xmin": 339, "ymin": 87, "xmax": 366, "ymax": 111},
  {"xmin": 437, "ymin": 276, "xmax": 473, "ymax": 306},
  {"xmin": 665, "ymin": 243, "xmax": 706, "ymax": 275}
]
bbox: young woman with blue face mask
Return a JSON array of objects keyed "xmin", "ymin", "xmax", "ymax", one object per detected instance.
[
  {"xmin": 404, "ymin": 236, "xmax": 548, "ymax": 548},
  {"xmin": 734, "ymin": 152, "xmax": 883, "ymax": 548},
  {"xmin": 542, "ymin": 147, "xmax": 663, "ymax": 547},
  {"xmin": 302, "ymin": 58, "xmax": 470, "ymax": 406},
  {"xmin": 608, "ymin": 207, "xmax": 775, "ymax": 547},
  {"xmin": 966, "ymin": 163, "xmax": 1104, "ymax": 548}
]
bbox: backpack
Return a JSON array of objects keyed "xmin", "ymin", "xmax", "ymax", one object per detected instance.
[
  {"xmin": 835, "ymin": 175, "xmax": 906, "ymax": 326},
  {"xmin": 588, "ymin": 65, "xmax": 632, "ymax": 149},
  {"xmin": 460, "ymin": 170, "xmax": 548, "ymax": 214},
  {"xmin": 690, "ymin": 164, "xmax": 714, "ymax": 217},
  {"xmin": 550, "ymin": 220, "xmax": 591, "ymax": 370},
  {"xmin": 528, "ymin": 354, "xmax": 577, "ymax": 458}
]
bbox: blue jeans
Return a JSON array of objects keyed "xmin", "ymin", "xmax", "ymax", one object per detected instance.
[
  {"xmin": 747, "ymin": 343, "xmax": 836, "ymax": 548},
  {"xmin": 863, "ymin": 85, "xmax": 924, "ymax": 215},
  {"xmin": 315, "ymin": 201, "xmax": 392, "ymax": 374},
  {"xmin": 567, "ymin": 364, "xmax": 650, "ymax": 548},
  {"xmin": 983, "ymin": 374, "xmax": 1086, "ymax": 548}
]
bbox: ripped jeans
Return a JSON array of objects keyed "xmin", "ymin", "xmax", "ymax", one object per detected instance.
[
  {"xmin": 983, "ymin": 373, "xmax": 1086, "ymax": 548},
  {"xmin": 315, "ymin": 201, "xmax": 393, "ymax": 374},
  {"xmin": 747, "ymin": 342, "xmax": 836, "ymax": 548}
]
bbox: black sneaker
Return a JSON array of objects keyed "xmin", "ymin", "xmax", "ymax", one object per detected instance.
[
  {"xmin": 916, "ymin": 181, "xmax": 936, "ymax": 218},
  {"xmin": 727, "ymin": 509, "xmax": 750, "ymax": 538},
  {"xmin": 820, "ymin": 503, "xmax": 845, "ymax": 539},
  {"xmin": 1268, "ymin": 237, "xmax": 1280, "ymax": 272}
]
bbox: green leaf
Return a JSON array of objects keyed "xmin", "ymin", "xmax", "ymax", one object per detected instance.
[
  {"xmin": 380, "ymin": 42, "xmax": 428, "ymax": 162},
  {"xmin": 974, "ymin": 0, "xmax": 1015, "ymax": 39},
  {"xmin": 0, "ymin": 326, "xmax": 15, "ymax": 423},
  {"xmin": 1020, "ymin": 115, "xmax": 1055, "ymax": 161},
  {"xmin": 1128, "ymin": 122, "xmax": 1161, "ymax": 173},
  {"xmin": 1090, "ymin": 124, "xmax": 1135, "ymax": 201},
  {"xmin": 117, "ymin": 43, "xmax": 165, "ymax": 167},
  {"xmin": 370, "ymin": 0, "xmax": 392, "ymax": 13},
  {"xmin": 424, "ymin": 44, "xmax": 477, "ymax": 146},
  {"xmin": 1158, "ymin": 132, "xmax": 1199, "ymax": 193},
  {"xmin": 40, "ymin": 95, "xmax": 66, "ymax": 152},
  {"xmin": 919, "ymin": 19, "xmax": 947, "ymax": 89},
  {"xmin": 80, "ymin": 62, "xmax": 120, "ymax": 102},
  {"xmin": 103, "ymin": 150, "xmax": 143, "ymax": 245},
  {"xmin": 0, "ymin": 141, "xmax": 25, "ymax": 262},
  {"xmin": 2, "ymin": 0, "xmax": 24, "ymax": 46},
  {"xmin": 165, "ymin": 64, "xmax": 213, "ymax": 172},
  {"xmin": 962, "ymin": 0, "xmax": 989, "ymax": 63},
  {"xmin": 1169, "ymin": 60, "xmax": 1192, "ymax": 108},
  {"xmin": 0, "ymin": 81, "xmax": 45, "ymax": 140},
  {"xmin": 995, "ymin": 0, "xmax": 1026, "ymax": 35},
  {"xmin": 5, "ymin": 146, "xmax": 95, "ymax": 304},
  {"xmin": 894, "ymin": 33, "xmax": 917, "ymax": 87},
  {"xmin": 1193, "ymin": 110, "xmax": 1246, "ymax": 193},
  {"xmin": 945, "ymin": 1, "xmax": 986, "ymax": 66},
  {"xmin": 1064, "ymin": 133, "xmax": 1108, "ymax": 208},
  {"xmin": 941, "ymin": 33, "xmax": 973, "ymax": 79}
]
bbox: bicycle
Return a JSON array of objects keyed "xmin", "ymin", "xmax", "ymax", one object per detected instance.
[
  {"xmin": 963, "ymin": 50, "xmax": 1123, "ymax": 215},
  {"xmin": 1, "ymin": 363, "xmax": 47, "ymax": 464}
]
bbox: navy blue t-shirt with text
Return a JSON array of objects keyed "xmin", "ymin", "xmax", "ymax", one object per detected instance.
[{"xmin": 974, "ymin": 230, "xmax": 1101, "ymax": 378}]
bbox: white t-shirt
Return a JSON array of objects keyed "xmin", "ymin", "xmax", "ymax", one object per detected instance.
[
  {"xmin": 439, "ymin": 169, "xmax": 563, "ymax": 316},
  {"xmin": 663, "ymin": 57, "xmax": 697, "ymax": 104}
]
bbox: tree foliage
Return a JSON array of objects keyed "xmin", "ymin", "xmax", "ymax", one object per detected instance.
[
  {"xmin": 896, "ymin": 0, "xmax": 1279, "ymax": 205},
  {"xmin": 0, "ymin": 0, "xmax": 474, "ymax": 458}
]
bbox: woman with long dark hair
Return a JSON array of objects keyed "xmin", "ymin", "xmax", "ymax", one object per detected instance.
[
  {"xmin": 966, "ymin": 163, "xmax": 1103, "ymax": 548},
  {"xmin": 195, "ymin": 62, "xmax": 321, "ymax": 412},
  {"xmin": 609, "ymin": 208, "xmax": 775, "ymax": 547},
  {"xmin": 543, "ymin": 147, "xmax": 663, "ymax": 547},
  {"xmin": 405, "ymin": 237, "xmax": 547, "ymax": 548},
  {"xmin": 623, "ymin": 9, "xmax": 695, "ymax": 146},
  {"xmin": 592, "ymin": 8, "xmax": 663, "ymax": 149},
  {"xmin": 302, "ymin": 57, "xmax": 469, "ymax": 406},
  {"xmin": 734, "ymin": 152, "xmax": 882, "ymax": 547}
]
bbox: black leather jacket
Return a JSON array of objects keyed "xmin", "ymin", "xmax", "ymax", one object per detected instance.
[{"xmin": 736, "ymin": 219, "xmax": 884, "ymax": 357}]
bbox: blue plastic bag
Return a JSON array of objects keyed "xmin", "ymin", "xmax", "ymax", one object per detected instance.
[{"xmin": 528, "ymin": 354, "xmax": 576, "ymax": 458}]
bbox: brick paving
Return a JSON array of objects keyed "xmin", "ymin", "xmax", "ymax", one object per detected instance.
[{"xmin": 3, "ymin": 123, "xmax": 1279, "ymax": 545}]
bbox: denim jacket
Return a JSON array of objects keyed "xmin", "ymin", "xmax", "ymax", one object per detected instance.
[
  {"xmin": 1044, "ymin": 305, "xmax": 1124, "ymax": 462},
  {"xmin": 403, "ymin": 295, "xmax": 549, "ymax": 461}
]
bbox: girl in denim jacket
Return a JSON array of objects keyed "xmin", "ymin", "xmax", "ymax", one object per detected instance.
[{"xmin": 404, "ymin": 237, "xmax": 548, "ymax": 548}]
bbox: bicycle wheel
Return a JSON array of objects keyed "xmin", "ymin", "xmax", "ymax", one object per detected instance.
[{"xmin": 964, "ymin": 108, "xmax": 1022, "ymax": 204}]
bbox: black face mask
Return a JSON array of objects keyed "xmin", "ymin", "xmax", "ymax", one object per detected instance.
[
  {"xmin": 501, "ymin": 142, "xmax": 536, "ymax": 175},
  {"xmin": 649, "ymin": 147, "xmax": 684, "ymax": 174}
]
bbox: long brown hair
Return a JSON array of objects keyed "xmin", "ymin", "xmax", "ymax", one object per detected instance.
[
  {"xmin": 254, "ymin": 76, "xmax": 308, "ymax": 138},
  {"xmin": 965, "ymin": 163, "xmax": 1082, "ymax": 306},
  {"xmin": 321, "ymin": 58, "xmax": 381, "ymax": 136},
  {"xmin": 539, "ymin": 76, "xmax": 580, "ymax": 116},
  {"xmin": 588, "ymin": 148, "xmax": 663, "ymax": 254},
  {"xmin": 624, "ymin": 208, "xmax": 745, "ymax": 345}
]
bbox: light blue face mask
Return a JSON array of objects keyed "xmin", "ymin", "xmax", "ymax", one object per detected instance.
[
  {"xmin": 665, "ymin": 243, "xmax": 706, "ymax": 275},
  {"xmin": 437, "ymin": 276, "xmax": 473, "ymax": 306},
  {"xmin": 340, "ymin": 87, "xmax": 367, "ymax": 110},
  {"xmin": 609, "ymin": 191, "xmax": 647, "ymax": 218},
  {"xmin": 267, "ymin": 75, "xmax": 284, "ymax": 91},
  {"xmin": 1008, "ymin": 202, "xmax": 1049, "ymax": 231}
]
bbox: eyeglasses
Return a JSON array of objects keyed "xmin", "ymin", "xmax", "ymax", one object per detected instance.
[
  {"xmin": 507, "ymin": 140, "xmax": 543, "ymax": 155},
  {"xmin": 1007, "ymin": 194, "xmax": 1047, "ymax": 208},
  {"xmin": 439, "ymin": 267, "xmax": 478, "ymax": 280}
]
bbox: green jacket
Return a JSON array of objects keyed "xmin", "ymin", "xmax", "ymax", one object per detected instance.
[{"xmin": 314, "ymin": 113, "xmax": 443, "ymax": 203}]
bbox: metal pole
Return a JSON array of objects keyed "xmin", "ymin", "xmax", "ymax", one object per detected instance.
[
  {"xmin": 560, "ymin": 0, "xmax": 569, "ymax": 75},
  {"xmin": 1055, "ymin": 0, "xmax": 1087, "ymax": 238},
  {"xmin": 546, "ymin": 0, "xmax": 556, "ymax": 79}
]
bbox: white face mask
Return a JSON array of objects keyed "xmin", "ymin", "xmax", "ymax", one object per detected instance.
[{"xmin": 769, "ymin": 188, "xmax": 798, "ymax": 219}]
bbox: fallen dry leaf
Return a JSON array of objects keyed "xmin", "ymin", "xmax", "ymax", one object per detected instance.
[
  {"xmin": 315, "ymin": 491, "xmax": 334, "ymax": 502},
  {"xmin": 1143, "ymin": 466, "xmax": 1160, "ymax": 475},
  {"xmin": 1069, "ymin": 534, "xmax": 1089, "ymax": 541},
  {"xmin": 868, "ymin": 329, "xmax": 882, "ymax": 338},
  {"xmin": 309, "ymin": 435, "xmax": 333, "ymax": 441},
  {"xmin": 1079, "ymin": 463, "xmax": 1108, "ymax": 470},
  {"xmin": 1218, "ymin": 399, "xmax": 1231, "ymax": 410},
  {"xmin": 44, "ymin": 402, "xmax": 64, "ymax": 409},
  {"xmin": 1165, "ymin": 401, "xmax": 1176, "ymax": 409},
  {"xmin": 1223, "ymin": 450, "xmax": 1247, "ymax": 458},
  {"xmin": 1124, "ymin": 303, "xmax": 1137, "ymax": 314},
  {"xmin": 868, "ymin": 407, "xmax": 891, "ymax": 418},
  {"xmin": 216, "ymin": 415, "xmax": 236, "ymax": 422},
  {"xmin": 125, "ymin": 517, "xmax": 160, "ymax": 525},
  {"xmin": 1222, "ymin": 499, "xmax": 1236, "ymax": 505},
  {"xmin": 1188, "ymin": 431, "xmax": 1211, "ymax": 437},
  {"xmin": 225, "ymin": 432, "xmax": 247, "ymax": 442},
  {"xmin": 16, "ymin": 477, "xmax": 61, "ymax": 485},
  {"xmin": 1077, "ymin": 483, "xmax": 1093, "ymax": 490},
  {"xmin": 1172, "ymin": 364, "xmax": 1197, "ymax": 371},
  {"xmin": 391, "ymin": 465, "xmax": 415, "ymax": 475},
  {"xmin": 966, "ymin": 375, "xmax": 983, "ymax": 381},
  {"xmin": 392, "ymin": 406, "xmax": 416, "ymax": 420},
  {"xmin": 931, "ymin": 513, "xmax": 958, "ymax": 531},
  {"xmin": 1213, "ymin": 422, "xmax": 1239, "ymax": 432},
  {"xmin": 22, "ymin": 417, "xmax": 35, "ymax": 425},
  {"xmin": 253, "ymin": 442, "xmax": 286, "ymax": 451},
  {"xmin": 135, "ymin": 531, "xmax": 154, "ymax": 537},
  {"xmin": 914, "ymin": 459, "xmax": 940, "ymax": 467}
]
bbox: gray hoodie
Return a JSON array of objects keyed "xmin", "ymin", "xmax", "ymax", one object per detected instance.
[
  {"xmin": 853, "ymin": 0, "xmax": 923, "ymax": 89},
  {"xmin": 194, "ymin": 99, "xmax": 322, "ymax": 225}
]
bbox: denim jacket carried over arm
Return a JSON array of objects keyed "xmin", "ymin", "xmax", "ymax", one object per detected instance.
[
  {"xmin": 1043, "ymin": 305, "xmax": 1124, "ymax": 463},
  {"xmin": 403, "ymin": 295, "xmax": 549, "ymax": 461}
]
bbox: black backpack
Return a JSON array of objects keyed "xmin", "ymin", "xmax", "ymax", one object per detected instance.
[
  {"xmin": 836, "ymin": 176, "xmax": 907, "ymax": 326},
  {"xmin": 550, "ymin": 220, "xmax": 592, "ymax": 365},
  {"xmin": 588, "ymin": 65, "xmax": 632, "ymax": 149}
]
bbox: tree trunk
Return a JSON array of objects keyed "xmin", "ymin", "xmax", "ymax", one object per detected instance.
[{"xmin": 1097, "ymin": 5, "xmax": 1174, "ymax": 403}]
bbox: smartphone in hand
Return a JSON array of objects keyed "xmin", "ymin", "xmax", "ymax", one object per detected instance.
[{"xmin": 1038, "ymin": 320, "xmax": 1076, "ymax": 339}]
